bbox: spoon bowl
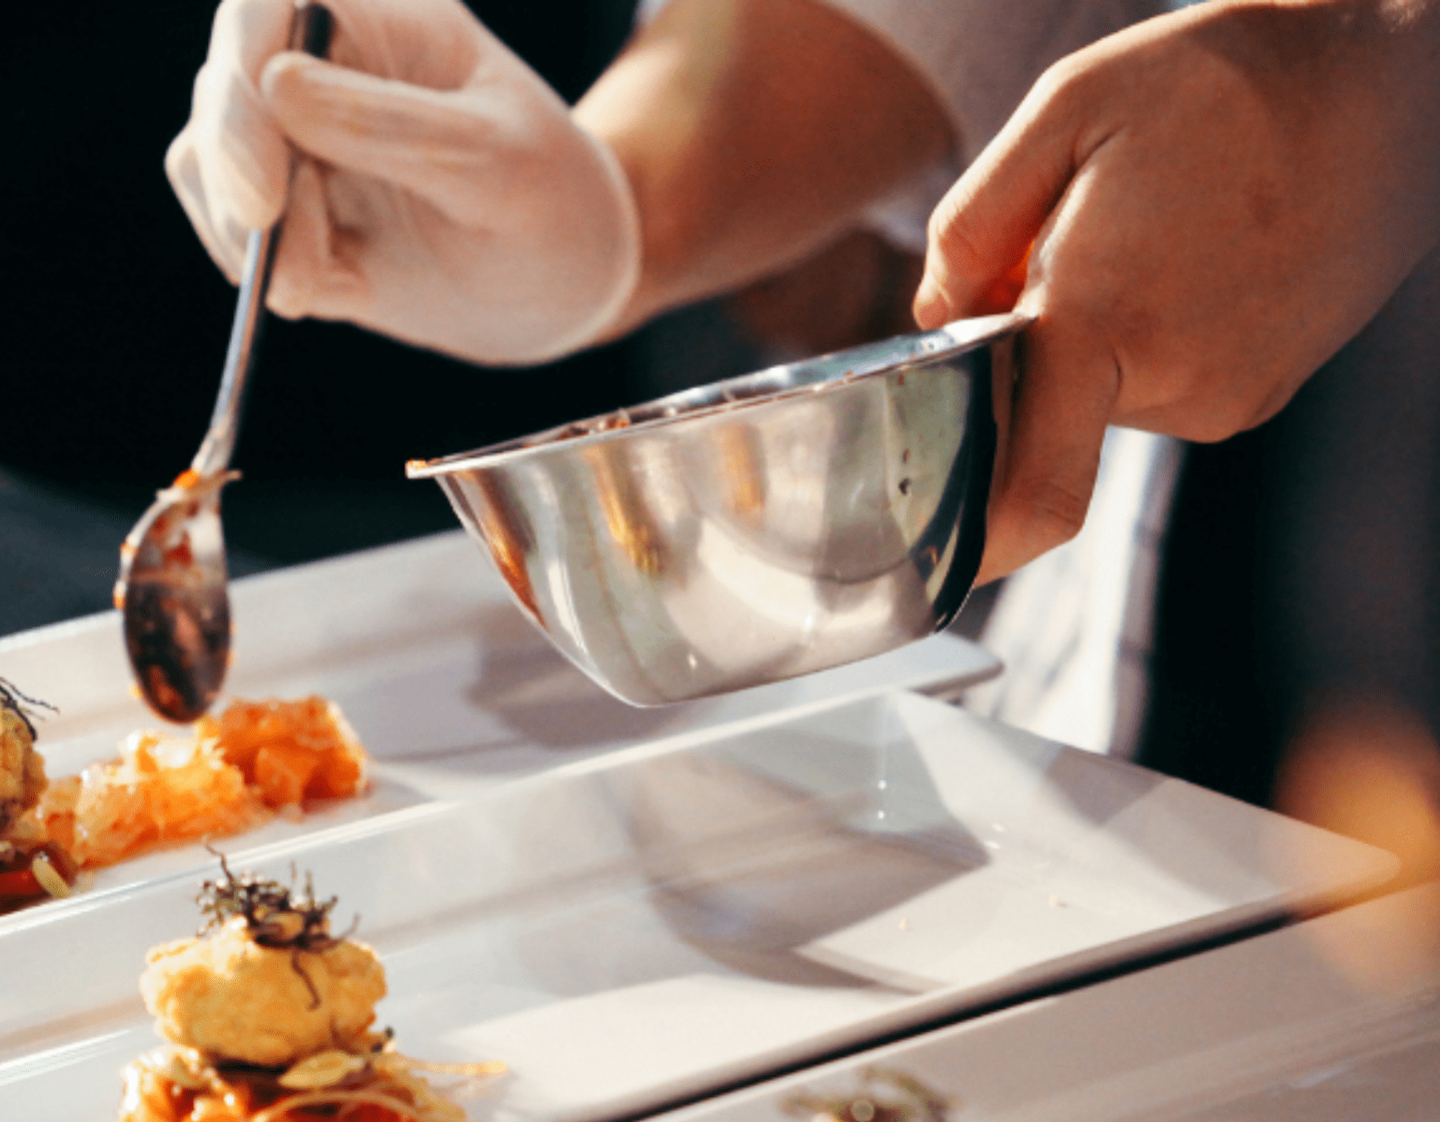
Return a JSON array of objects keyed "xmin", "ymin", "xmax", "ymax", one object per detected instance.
[{"xmin": 116, "ymin": 472, "xmax": 234, "ymax": 722}]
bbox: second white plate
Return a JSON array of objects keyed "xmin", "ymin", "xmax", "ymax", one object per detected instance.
[{"xmin": 0, "ymin": 691, "xmax": 1397, "ymax": 1121}]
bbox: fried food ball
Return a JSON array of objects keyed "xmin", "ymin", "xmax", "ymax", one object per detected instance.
[
  {"xmin": 139, "ymin": 916, "xmax": 387, "ymax": 1067},
  {"xmin": 0, "ymin": 706, "xmax": 46, "ymax": 837}
]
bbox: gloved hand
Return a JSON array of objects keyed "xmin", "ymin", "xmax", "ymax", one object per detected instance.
[{"xmin": 167, "ymin": 0, "xmax": 640, "ymax": 365}]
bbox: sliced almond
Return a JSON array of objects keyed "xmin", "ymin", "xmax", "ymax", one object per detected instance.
[
  {"xmin": 154, "ymin": 1048, "xmax": 211, "ymax": 1091},
  {"xmin": 278, "ymin": 1049, "xmax": 368, "ymax": 1089},
  {"xmin": 30, "ymin": 854, "xmax": 70, "ymax": 899}
]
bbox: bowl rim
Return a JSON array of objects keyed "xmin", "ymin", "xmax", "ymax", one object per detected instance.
[{"xmin": 406, "ymin": 311, "xmax": 1031, "ymax": 479}]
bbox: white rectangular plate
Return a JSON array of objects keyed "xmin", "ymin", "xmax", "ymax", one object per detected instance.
[
  {"xmin": 0, "ymin": 530, "xmax": 998, "ymax": 907},
  {"xmin": 653, "ymin": 884, "xmax": 1440, "ymax": 1122},
  {"xmin": 0, "ymin": 691, "xmax": 1396, "ymax": 1121}
]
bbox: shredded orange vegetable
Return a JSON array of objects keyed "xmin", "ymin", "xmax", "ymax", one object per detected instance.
[{"xmin": 31, "ymin": 698, "xmax": 367, "ymax": 871}]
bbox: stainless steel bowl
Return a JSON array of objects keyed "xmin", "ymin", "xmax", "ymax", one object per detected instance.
[{"xmin": 408, "ymin": 312, "xmax": 1028, "ymax": 706}]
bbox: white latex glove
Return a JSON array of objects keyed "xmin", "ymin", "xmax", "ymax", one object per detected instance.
[{"xmin": 167, "ymin": 0, "xmax": 640, "ymax": 365}]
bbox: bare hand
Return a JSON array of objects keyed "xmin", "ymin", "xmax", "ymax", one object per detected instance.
[{"xmin": 914, "ymin": 0, "xmax": 1440, "ymax": 583}]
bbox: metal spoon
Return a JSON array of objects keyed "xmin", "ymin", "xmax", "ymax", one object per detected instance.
[{"xmin": 115, "ymin": 1, "xmax": 333, "ymax": 723}]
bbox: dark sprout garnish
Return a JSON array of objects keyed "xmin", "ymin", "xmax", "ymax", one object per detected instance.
[
  {"xmin": 199, "ymin": 850, "xmax": 359, "ymax": 1008},
  {"xmin": 199, "ymin": 849, "xmax": 353, "ymax": 950},
  {"xmin": 0, "ymin": 678, "xmax": 57, "ymax": 742}
]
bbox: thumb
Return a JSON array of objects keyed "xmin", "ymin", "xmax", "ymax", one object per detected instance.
[{"xmin": 913, "ymin": 83, "xmax": 1078, "ymax": 328}]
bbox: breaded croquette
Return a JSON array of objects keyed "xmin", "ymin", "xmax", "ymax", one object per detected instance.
[
  {"xmin": 119, "ymin": 857, "xmax": 501, "ymax": 1122},
  {"xmin": 140, "ymin": 915, "xmax": 387, "ymax": 1067},
  {"xmin": 1, "ymin": 697, "xmax": 47, "ymax": 837}
]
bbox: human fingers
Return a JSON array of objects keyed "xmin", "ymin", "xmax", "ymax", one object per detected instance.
[
  {"xmin": 974, "ymin": 305, "xmax": 1118, "ymax": 585},
  {"xmin": 259, "ymin": 53, "xmax": 562, "ymax": 228},
  {"xmin": 913, "ymin": 71, "xmax": 1080, "ymax": 328},
  {"xmin": 192, "ymin": 0, "xmax": 297, "ymax": 232},
  {"xmin": 257, "ymin": 47, "xmax": 641, "ymax": 361},
  {"xmin": 912, "ymin": 63, "xmax": 1116, "ymax": 581},
  {"xmin": 165, "ymin": 0, "xmax": 297, "ymax": 285},
  {"xmin": 165, "ymin": 124, "xmax": 247, "ymax": 283},
  {"xmin": 265, "ymin": 159, "xmax": 367, "ymax": 322}
]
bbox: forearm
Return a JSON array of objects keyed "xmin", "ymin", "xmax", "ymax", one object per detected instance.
[
  {"xmin": 1283, "ymin": 0, "xmax": 1439, "ymax": 252},
  {"xmin": 1367, "ymin": 0, "xmax": 1440, "ymax": 246},
  {"xmin": 573, "ymin": 0, "xmax": 954, "ymax": 337},
  {"xmin": 1194, "ymin": 0, "xmax": 1440, "ymax": 268}
]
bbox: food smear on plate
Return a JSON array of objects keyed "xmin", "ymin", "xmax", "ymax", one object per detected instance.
[
  {"xmin": 782, "ymin": 1064, "xmax": 957, "ymax": 1122},
  {"xmin": 120, "ymin": 858, "xmax": 504, "ymax": 1122},
  {"xmin": 1, "ymin": 679, "xmax": 77, "ymax": 907},
  {"xmin": 22, "ymin": 696, "xmax": 369, "ymax": 877}
]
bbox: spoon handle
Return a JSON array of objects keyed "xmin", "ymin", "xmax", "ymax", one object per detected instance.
[{"xmin": 191, "ymin": 1, "xmax": 335, "ymax": 477}]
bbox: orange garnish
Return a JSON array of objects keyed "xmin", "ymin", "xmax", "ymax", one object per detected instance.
[{"xmin": 30, "ymin": 698, "xmax": 368, "ymax": 872}]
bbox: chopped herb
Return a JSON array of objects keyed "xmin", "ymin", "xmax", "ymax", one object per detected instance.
[
  {"xmin": 0, "ymin": 678, "xmax": 57, "ymax": 742},
  {"xmin": 198, "ymin": 850, "xmax": 352, "ymax": 953}
]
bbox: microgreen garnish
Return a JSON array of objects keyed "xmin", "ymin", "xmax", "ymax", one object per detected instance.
[{"xmin": 0, "ymin": 678, "xmax": 57, "ymax": 741}]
